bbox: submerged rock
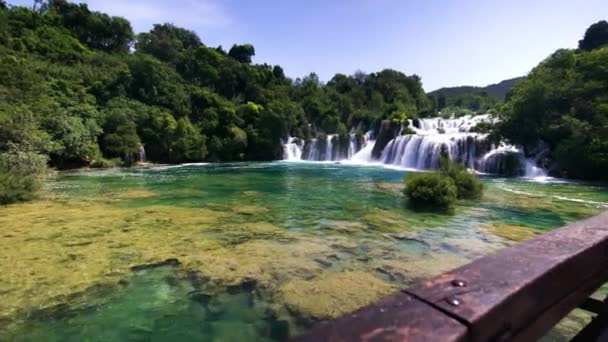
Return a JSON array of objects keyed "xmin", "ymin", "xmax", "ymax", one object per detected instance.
[
  {"xmin": 321, "ymin": 220, "xmax": 367, "ymax": 234},
  {"xmin": 362, "ymin": 208, "xmax": 409, "ymax": 232},
  {"xmin": 486, "ymin": 224, "xmax": 543, "ymax": 242},
  {"xmin": 130, "ymin": 258, "xmax": 181, "ymax": 272},
  {"xmin": 280, "ymin": 271, "xmax": 395, "ymax": 319},
  {"xmin": 208, "ymin": 221, "xmax": 291, "ymax": 246},
  {"xmin": 105, "ymin": 189, "xmax": 158, "ymax": 200},
  {"xmin": 371, "ymin": 120, "xmax": 400, "ymax": 159},
  {"xmin": 233, "ymin": 205, "xmax": 270, "ymax": 216}
]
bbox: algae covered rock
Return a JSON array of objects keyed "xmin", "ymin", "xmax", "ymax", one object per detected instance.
[
  {"xmin": 371, "ymin": 120, "xmax": 399, "ymax": 159},
  {"xmin": 362, "ymin": 208, "xmax": 409, "ymax": 232},
  {"xmin": 486, "ymin": 224, "xmax": 543, "ymax": 242},
  {"xmin": 233, "ymin": 205, "xmax": 270, "ymax": 216},
  {"xmin": 280, "ymin": 271, "xmax": 395, "ymax": 319}
]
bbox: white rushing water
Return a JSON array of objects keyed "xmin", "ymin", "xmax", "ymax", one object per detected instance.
[
  {"xmin": 283, "ymin": 115, "xmax": 548, "ymax": 177},
  {"xmin": 138, "ymin": 144, "xmax": 147, "ymax": 164},
  {"xmin": 289, "ymin": 132, "xmax": 374, "ymax": 162},
  {"xmin": 283, "ymin": 137, "xmax": 303, "ymax": 160}
]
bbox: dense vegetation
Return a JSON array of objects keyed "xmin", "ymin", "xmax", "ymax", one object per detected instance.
[
  {"xmin": 403, "ymin": 172, "xmax": 458, "ymax": 208},
  {"xmin": 403, "ymin": 158, "xmax": 483, "ymax": 209},
  {"xmin": 0, "ymin": 0, "xmax": 436, "ymax": 169},
  {"xmin": 495, "ymin": 20, "xmax": 608, "ymax": 180}
]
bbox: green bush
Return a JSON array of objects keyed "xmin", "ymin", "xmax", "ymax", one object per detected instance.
[
  {"xmin": 403, "ymin": 158, "xmax": 484, "ymax": 210},
  {"xmin": 90, "ymin": 157, "xmax": 121, "ymax": 169},
  {"xmin": 439, "ymin": 158, "xmax": 484, "ymax": 199},
  {"xmin": 0, "ymin": 146, "xmax": 48, "ymax": 205},
  {"xmin": 0, "ymin": 171, "xmax": 40, "ymax": 204},
  {"xmin": 403, "ymin": 172, "xmax": 458, "ymax": 208}
]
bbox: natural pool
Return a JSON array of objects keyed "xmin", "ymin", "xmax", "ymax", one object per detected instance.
[{"xmin": 0, "ymin": 162, "xmax": 607, "ymax": 341}]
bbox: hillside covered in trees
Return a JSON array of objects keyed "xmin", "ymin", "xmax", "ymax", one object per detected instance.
[
  {"xmin": 494, "ymin": 20, "xmax": 608, "ymax": 180},
  {"xmin": 0, "ymin": 0, "xmax": 436, "ymax": 170},
  {"xmin": 428, "ymin": 77, "xmax": 523, "ymax": 116}
]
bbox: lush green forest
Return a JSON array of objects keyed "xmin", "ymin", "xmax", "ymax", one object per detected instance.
[
  {"xmin": 495, "ymin": 20, "xmax": 608, "ymax": 180},
  {"xmin": 0, "ymin": 0, "xmax": 607, "ymax": 204},
  {"xmin": 0, "ymin": 0, "xmax": 435, "ymax": 170}
]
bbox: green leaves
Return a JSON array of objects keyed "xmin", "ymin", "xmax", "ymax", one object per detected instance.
[
  {"xmin": 498, "ymin": 32, "xmax": 608, "ymax": 180},
  {"xmin": 0, "ymin": 145, "xmax": 48, "ymax": 205},
  {"xmin": 439, "ymin": 158, "xmax": 484, "ymax": 200},
  {"xmin": 403, "ymin": 159, "xmax": 484, "ymax": 210},
  {"xmin": 228, "ymin": 44, "xmax": 255, "ymax": 64},
  {"xmin": 136, "ymin": 24, "xmax": 202, "ymax": 64},
  {"xmin": 579, "ymin": 20, "xmax": 608, "ymax": 51},
  {"xmin": 48, "ymin": 0, "xmax": 134, "ymax": 53},
  {"xmin": 403, "ymin": 172, "xmax": 458, "ymax": 209}
]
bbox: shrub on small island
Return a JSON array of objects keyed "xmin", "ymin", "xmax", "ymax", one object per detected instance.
[
  {"xmin": 403, "ymin": 158, "xmax": 484, "ymax": 209},
  {"xmin": 439, "ymin": 157, "xmax": 483, "ymax": 199},
  {"xmin": 403, "ymin": 172, "xmax": 458, "ymax": 208}
]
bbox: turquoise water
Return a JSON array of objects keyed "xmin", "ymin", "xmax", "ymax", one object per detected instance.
[
  {"xmin": 10, "ymin": 266, "xmax": 286, "ymax": 342},
  {"xmin": 1, "ymin": 162, "xmax": 607, "ymax": 340}
]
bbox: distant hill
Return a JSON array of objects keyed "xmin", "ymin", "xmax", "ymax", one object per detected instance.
[{"xmin": 429, "ymin": 77, "xmax": 524, "ymax": 101}]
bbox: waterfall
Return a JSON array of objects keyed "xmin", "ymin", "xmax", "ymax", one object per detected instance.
[
  {"xmin": 380, "ymin": 115, "xmax": 493, "ymax": 170},
  {"xmin": 297, "ymin": 133, "xmax": 370, "ymax": 161},
  {"xmin": 283, "ymin": 137, "xmax": 303, "ymax": 161},
  {"xmin": 524, "ymin": 159, "xmax": 548, "ymax": 178},
  {"xmin": 350, "ymin": 132, "xmax": 375, "ymax": 163},
  {"xmin": 325, "ymin": 135, "xmax": 334, "ymax": 161},
  {"xmin": 138, "ymin": 145, "xmax": 147, "ymax": 164},
  {"xmin": 282, "ymin": 115, "xmax": 548, "ymax": 176},
  {"xmin": 478, "ymin": 144, "xmax": 520, "ymax": 174},
  {"xmin": 477, "ymin": 144, "xmax": 549, "ymax": 177},
  {"xmin": 380, "ymin": 133, "xmax": 483, "ymax": 170}
]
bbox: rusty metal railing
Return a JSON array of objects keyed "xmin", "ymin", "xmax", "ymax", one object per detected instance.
[{"xmin": 295, "ymin": 211, "xmax": 608, "ymax": 341}]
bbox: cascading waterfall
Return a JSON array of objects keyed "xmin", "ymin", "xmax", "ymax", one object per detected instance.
[
  {"xmin": 477, "ymin": 144, "xmax": 548, "ymax": 178},
  {"xmin": 350, "ymin": 131, "xmax": 375, "ymax": 163},
  {"xmin": 296, "ymin": 133, "xmax": 371, "ymax": 161},
  {"xmin": 138, "ymin": 145, "xmax": 147, "ymax": 164},
  {"xmin": 380, "ymin": 133, "xmax": 483, "ymax": 170},
  {"xmin": 283, "ymin": 137, "xmax": 303, "ymax": 160},
  {"xmin": 125, "ymin": 144, "xmax": 148, "ymax": 164},
  {"xmin": 282, "ymin": 115, "xmax": 548, "ymax": 176},
  {"xmin": 380, "ymin": 115, "xmax": 499, "ymax": 172}
]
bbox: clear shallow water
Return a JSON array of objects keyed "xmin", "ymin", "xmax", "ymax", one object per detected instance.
[{"xmin": 1, "ymin": 162, "xmax": 607, "ymax": 341}]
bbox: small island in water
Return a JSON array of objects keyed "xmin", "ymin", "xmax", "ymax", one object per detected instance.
[{"xmin": 0, "ymin": 1, "xmax": 607, "ymax": 341}]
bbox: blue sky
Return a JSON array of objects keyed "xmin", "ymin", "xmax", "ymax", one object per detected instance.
[{"xmin": 9, "ymin": 0, "xmax": 608, "ymax": 91}]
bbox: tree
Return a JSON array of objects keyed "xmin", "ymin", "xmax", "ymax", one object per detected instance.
[
  {"xmin": 48, "ymin": 0, "xmax": 134, "ymax": 53},
  {"xmin": 579, "ymin": 20, "xmax": 608, "ymax": 51},
  {"xmin": 171, "ymin": 117, "xmax": 206, "ymax": 162},
  {"xmin": 272, "ymin": 65, "xmax": 285, "ymax": 79},
  {"xmin": 228, "ymin": 44, "xmax": 255, "ymax": 63},
  {"xmin": 100, "ymin": 110, "xmax": 140, "ymax": 159},
  {"xmin": 127, "ymin": 53, "xmax": 190, "ymax": 117},
  {"xmin": 497, "ymin": 46, "xmax": 608, "ymax": 180},
  {"xmin": 0, "ymin": 104, "xmax": 51, "ymax": 153},
  {"xmin": 0, "ymin": 145, "xmax": 48, "ymax": 204},
  {"xmin": 136, "ymin": 23, "xmax": 202, "ymax": 64}
]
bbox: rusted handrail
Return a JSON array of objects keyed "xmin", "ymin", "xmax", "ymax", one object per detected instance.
[{"xmin": 296, "ymin": 211, "xmax": 608, "ymax": 341}]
